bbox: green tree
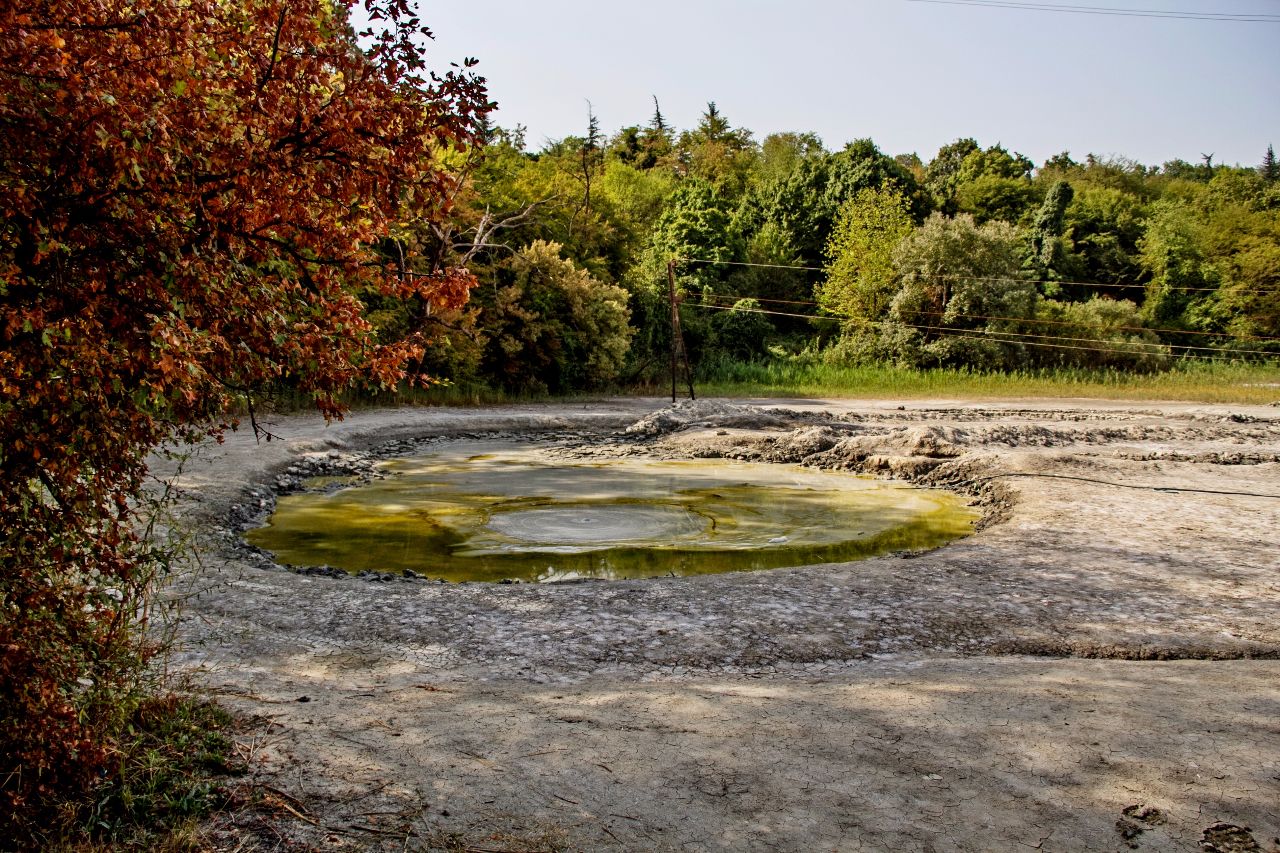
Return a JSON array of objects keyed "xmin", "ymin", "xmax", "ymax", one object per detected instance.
[
  {"xmin": 1079, "ymin": 154, "xmax": 1155, "ymax": 195},
  {"xmin": 677, "ymin": 102, "xmax": 758, "ymax": 196},
  {"xmin": 1034, "ymin": 298, "xmax": 1168, "ymax": 370},
  {"xmin": 609, "ymin": 100, "xmax": 675, "ymax": 171},
  {"xmin": 924, "ymin": 137, "xmax": 981, "ymax": 209},
  {"xmin": 827, "ymin": 139, "xmax": 930, "ymax": 220},
  {"xmin": 482, "ymin": 241, "xmax": 633, "ymax": 391},
  {"xmin": 1041, "ymin": 151, "xmax": 1079, "ymax": 173},
  {"xmin": 1143, "ymin": 181, "xmax": 1280, "ymax": 346},
  {"xmin": 884, "ymin": 213, "xmax": 1036, "ymax": 369},
  {"xmin": 577, "ymin": 103, "xmax": 603, "ymax": 219},
  {"xmin": 1138, "ymin": 199, "xmax": 1215, "ymax": 330},
  {"xmin": 709, "ymin": 298, "xmax": 774, "ymax": 361},
  {"xmin": 623, "ymin": 179, "xmax": 740, "ymax": 369},
  {"xmin": 1261, "ymin": 144, "xmax": 1279, "ymax": 184},
  {"xmin": 1162, "ymin": 158, "xmax": 1206, "ymax": 181},
  {"xmin": 951, "ymin": 144, "xmax": 1037, "ymax": 224},
  {"xmin": 755, "ymin": 131, "xmax": 825, "ymax": 185},
  {"xmin": 1057, "ymin": 185, "xmax": 1151, "ymax": 296},
  {"xmin": 711, "ymin": 221, "xmax": 822, "ymax": 340},
  {"xmin": 640, "ymin": 96, "xmax": 675, "ymax": 170},
  {"xmin": 598, "ymin": 161, "xmax": 678, "ymax": 245},
  {"xmin": 741, "ymin": 139, "xmax": 926, "ymax": 271},
  {"xmin": 955, "ymin": 144, "xmax": 1034, "ymax": 183},
  {"xmin": 819, "ymin": 185, "xmax": 915, "ymax": 326},
  {"xmin": 955, "ymin": 174, "xmax": 1039, "ymax": 224},
  {"xmin": 650, "ymin": 178, "xmax": 740, "ymax": 265},
  {"xmin": 1027, "ymin": 179, "xmax": 1076, "ymax": 280}
]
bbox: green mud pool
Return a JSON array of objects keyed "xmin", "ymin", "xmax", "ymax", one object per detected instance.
[{"xmin": 246, "ymin": 442, "xmax": 980, "ymax": 583}]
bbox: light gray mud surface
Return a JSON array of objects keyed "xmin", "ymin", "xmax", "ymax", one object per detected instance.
[{"xmin": 159, "ymin": 397, "xmax": 1280, "ymax": 852}]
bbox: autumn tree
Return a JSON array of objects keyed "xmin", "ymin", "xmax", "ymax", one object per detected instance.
[{"xmin": 0, "ymin": 0, "xmax": 488, "ymax": 838}]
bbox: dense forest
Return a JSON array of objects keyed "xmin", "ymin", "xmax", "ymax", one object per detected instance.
[{"xmin": 395, "ymin": 102, "xmax": 1279, "ymax": 393}]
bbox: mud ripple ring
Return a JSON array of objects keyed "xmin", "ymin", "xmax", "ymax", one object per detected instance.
[{"xmin": 486, "ymin": 504, "xmax": 707, "ymax": 546}]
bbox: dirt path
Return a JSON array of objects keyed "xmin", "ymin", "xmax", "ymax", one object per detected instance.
[{"xmin": 162, "ymin": 398, "xmax": 1280, "ymax": 852}]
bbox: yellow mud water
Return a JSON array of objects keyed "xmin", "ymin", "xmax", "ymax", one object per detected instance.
[{"xmin": 246, "ymin": 442, "xmax": 979, "ymax": 582}]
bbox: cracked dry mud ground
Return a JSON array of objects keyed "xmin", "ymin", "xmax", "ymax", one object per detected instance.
[{"xmin": 159, "ymin": 397, "xmax": 1280, "ymax": 852}]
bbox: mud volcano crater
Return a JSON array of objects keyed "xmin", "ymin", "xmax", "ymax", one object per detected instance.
[{"xmin": 245, "ymin": 438, "xmax": 979, "ymax": 583}]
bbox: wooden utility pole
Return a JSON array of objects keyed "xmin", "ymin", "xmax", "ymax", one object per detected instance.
[{"xmin": 666, "ymin": 259, "xmax": 695, "ymax": 403}]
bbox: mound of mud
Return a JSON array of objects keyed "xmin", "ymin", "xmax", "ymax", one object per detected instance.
[{"xmin": 624, "ymin": 399, "xmax": 794, "ymax": 436}]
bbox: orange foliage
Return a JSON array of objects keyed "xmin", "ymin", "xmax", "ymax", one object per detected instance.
[{"xmin": 0, "ymin": 0, "xmax": 489, "ymax": 839}]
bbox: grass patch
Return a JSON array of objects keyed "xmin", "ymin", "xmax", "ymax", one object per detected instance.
[
  {"xmin": 228, "ymin": 361, "xmax": 1279, "ymax": 414},
  {"xmin": 692, "ymin": 359, "xmax": 1280, "ymax": 405},
  {"xmin": 37, "ymin": 693, "xmax": 242, "ymax": 852},
  {"xmin": 231, "ymin": 378, "xmax": 603, "ymax": 417}
]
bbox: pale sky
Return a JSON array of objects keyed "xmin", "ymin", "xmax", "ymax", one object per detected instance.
[{"xmin": 417, "ymin": 0, "xmax": 1279, "ymax": 169}]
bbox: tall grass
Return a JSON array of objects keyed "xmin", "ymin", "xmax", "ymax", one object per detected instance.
[
  {"xmin": 230, "ymin": 360, "xmax": 1279, "ymax": 415},
  {"xmin": 228, "ymin": 380, "xmax": 574, "ymax": 417},
  {"xmin": 693, "ymin": 358, "xmax": 1280, "ymax": 405}
]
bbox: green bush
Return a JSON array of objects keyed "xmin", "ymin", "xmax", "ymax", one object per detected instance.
[
  {"xmin": 481, "ymin": 241, "xmax": 634, "ymax": 392},
  {"xmin": 708, "ymin": 298, "xmax": 774, "ymax": 361},
  {"xmin": 1033, "ymin": 298, "xmax": 1170, "ymax": 371}
]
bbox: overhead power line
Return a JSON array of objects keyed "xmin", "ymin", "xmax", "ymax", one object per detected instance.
[
  {"xmin": 919, "ymin": 273, "xmax": 1271, "ymax": 295},
  {"xmin": 908, "ymin": 308, "xmax": 1280, "ymax": 343},
  {"xmin": 972, "ymin": 473, "xmax": 1280, "ymax": 500},
  {"xmin": 904, "ymin": 320, "xmax": 1278, "ymax": 356},
  {"xmin": 705, "ymin": 295, "xmax": 1280, "ymax": 344},
  {"xmin": 676, "ymin": 258, "xmax": 1280, "ymax": 296},
  {"xmin": 677, "ymin": 257, "xmax": 826, "ymax": 273},
  {"xmin": 900, "ymin": 0, "xmax": 1280, "ymax": 22},
  {"xmin": 684, "ymin": 302, "xmax": 1277, "ymax": 362},
  {"xmin": 705, "ymin": 293, "xmax": 824, "ymax": 308},
  {"xmin": 914, "ymin": 327, "xmax": 1234, "ymax": 361}
]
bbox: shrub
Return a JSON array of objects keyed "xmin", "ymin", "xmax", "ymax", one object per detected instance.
[
  {"xmin": 709, "ymin": 299, "xmax": 774, "ymax": 361},
  {"xmin": 481, "ymin": 241, "xmax": 634, "ymax": 392},
  {"xmin": 1033, "ymin": 298, "xmax": 1170, "ymax": 371},
  {"xmin": 881, "ymin": 213, "xmax": 1037, "ymax": 369}
]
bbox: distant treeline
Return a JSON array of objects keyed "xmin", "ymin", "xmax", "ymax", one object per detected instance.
[{"xmin": 388, "ymin": 102, "xmax": 1279, "ymax": 392}]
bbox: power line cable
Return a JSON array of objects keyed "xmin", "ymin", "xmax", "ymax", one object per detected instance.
[
  {"xmin": 971, "ymin": 472, "xmax": 1280, "ymax": 500},
  {"xmin": 900, "ymin": 0, "xmax": 1280, "ymax": 22},
  {"xmin": 920, "ymin": 273, "xmax": 1274, "ymax": 295},
  {"xmin": 684, "ymin": 302, "xmax": 1273, "ymax": 362},
  {"xmin": 905, "ymin": 308, "xmax": 1280, "ymax": 344},
  {"xmin": 677, "ymin": 257, "xmax": 826, "ymax": 273},
  {"xmin": 704, "ymin": 293, "xmax": 826, "ymax": 308},
  {"xmin": 676, "ymin": 258, "xmax": 1280, "ymax": 295},
  {"xmin": 702, "ymin": 291, "xmax": 1280, "ymax": 342},
  {"xmin": 686, "ymin": 302, "xmax": 824, "ymax": 323},
  {"xmin": 916, "ymin": 328, "xmax": 1233, "ymax": 361},
  {"xmin": 903, "ymin": 320, "xmax": 1278, "ymax": 356}
]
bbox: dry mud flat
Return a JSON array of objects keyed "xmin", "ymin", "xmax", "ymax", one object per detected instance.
[{"xmin": 164, "ymin": 398, "xmax": 1280, "ymax": 853}]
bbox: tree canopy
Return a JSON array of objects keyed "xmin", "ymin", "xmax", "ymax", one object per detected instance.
[
  {"xmin": 0, "ymin": 0, "xmax": 489, "ymax": 836},
  {"xmin": 419, "ymin": 114, "xmax": 1278, "ymax": 382}
]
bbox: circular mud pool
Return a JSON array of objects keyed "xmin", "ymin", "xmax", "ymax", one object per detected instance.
[{"xmin": 246, "ymin": 440, "xmax": 979, "ymax": 582}]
